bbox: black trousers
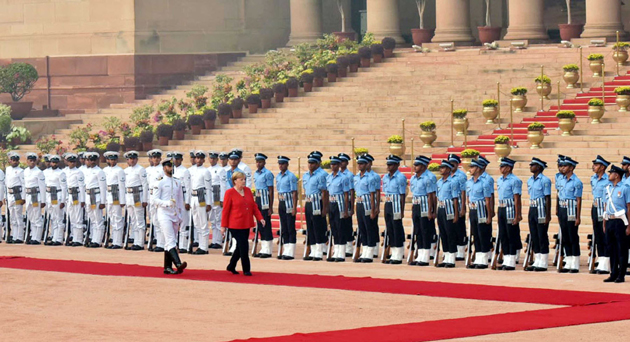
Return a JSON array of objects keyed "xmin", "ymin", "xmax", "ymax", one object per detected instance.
[
  {"xmin": 255, "ymin": 198, "xmax": 272, "ymax": 241},
  {"xmin": 342, "ymin": 215, "xmax": 353, "ymax": 243},
  {"xmin": 412, "ymin": 204, "xmax": 432, "ymax": 249},
  {"xmin": 228, "ymin": 228, "xmax": 251, "ymax": 272},
  {"xmin": 356, "ymin": 203, "xmax": 378, "ymax": 247},
  {"xmin": 278, "ymin": 201, "xmax": 296, "ymax": 244},
  {"xmin": 372, "ymin": 212, "xmax": 380, "ymax": 243},
  {"xmin": 591, "ymin": 206, "xmax": 609, "ymax": 257},
  {"xmin": 437, "ymin": 207, "xmax": 457, "ymax": 253},
  {"xmin": 498, "ymin": 207, "xmax": 521, "ymax": 255},
  {"xmin": 328, "ymin": 202, "xmax": 346, "ymax": 245},
  {"xmin": 456, "ymin": 211, "xmax": 467, "ymax": 246},
  {"xmin": 469, "ymin": 209, "xmax": 492, "ymax": 253},
  {"xmin": 384, "ymin": 202, "xmax": 405, "ymax": 248},
  {"xmin": 558, "ymin": 207, "xmax": 581, "ymax": 256},
  {"xmin": 528, "ymin": 207, "xmax": 549, "ymax": 254},
  {"xmin": 605, "ymin": 219, "xmax": 629, "ymax": 281},
  {"xmin": 305, "ymin": 201, "xmax": 327, "ymax": 245}
]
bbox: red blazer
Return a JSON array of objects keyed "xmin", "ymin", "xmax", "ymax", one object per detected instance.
[{"xmin": 221, "ymin": 187, "xmax": 263, "ymax": 229}]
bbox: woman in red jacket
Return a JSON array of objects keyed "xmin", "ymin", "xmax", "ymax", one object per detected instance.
[{"xmin": 222, "ymin": 171, "xmax": 265, "ymax": 276}]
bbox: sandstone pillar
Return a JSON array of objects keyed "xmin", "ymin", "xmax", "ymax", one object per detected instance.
[
  {"xmin": 503, "ymin": 0, "xmax": 548, "ymax": 40},
  {"xmin": 287, "ymin": 0, "xmax": 322, "ymax": 46},
  {"xmin": 367, "ymin": 0, "xmax": 404, "ymax": 43},
  {"xmin": 432, "ymin": 0, "xmax": 475, "ymax": 43},
  {"xmin": 582, "ymin": 0, "xmax": 626, "ymax": 39}
]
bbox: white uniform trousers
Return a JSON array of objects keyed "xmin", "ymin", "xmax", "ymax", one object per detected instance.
[
  {"xmin": 86, "ymin": 205, "xmax": 105, "ymax": 245},
  {"xmin": 209, "ymin": 205, "xmax": 222, "ymax": 245},
  {"xmin": 107, "ymin": 204, "xmax": 124, "ymax": 246},
  {"xmin": 26, "ymin": 204, "xmax": 43, "ymax": 242},
  {"xmin": 159, "ymin": 218, "xmax": 179, "ymax": 251},
  {"xmin": 150, "ymin": 204, "xmax": 164, "ymax": 248},
  {"xmin": 68, "ymin": 203, "xmax": 85, "ymax": 243},
  {"xmin": 178, "ymin": 209, "xmax": 191, "ymax": 250},
  {"xmin": 8, "ymin": 202, "xmax": 24, "ymax": 241},
  {"xmin": 126, "ymin": 202, "xmax": 146, "ymax": 247},
  {"xmin": 191, "ymin": 197, "xmax": 209, "ymax": 250},
  {"xmin": 47, "ymin": 203, "xmax": 64, "ymax": 243}
]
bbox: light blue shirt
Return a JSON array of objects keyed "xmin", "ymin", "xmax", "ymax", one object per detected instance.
[
  {"xmin": 254, "ymin": 167, "xmax": 274, "ymax": 190},
  {"xmin": 605, "ymin": 182, "xmax": 630, "ymax": 216},
  {"xmin": 555, "ymin": 173, "xmax": 565, "ymax": 191},
  {"xmin": 558, "ymin": 174, "xmax": 583, "ymax": 200},
  {"xmin": 354, "ymin": 171, "xmax": 378, "ymax": 196},
  {"xmin": 497, "ymin": 173, "xmax": 523, "ymax": 200},
  {"xmin": 437, "ymin": 176, "xmax": 459, "ymax": 201},
  {"xmin": 327, "ymin": 171, "xmax": 350, "ymax": 195},
  {"xmin": 527, "ymin": 173, "xmax": 552, "ymax": 200},
  {"xmin": 591, "ymin": 173, "xmax": 611, "ymax": 200},
  {"xmin": 452, "ymin": 169, "xmax": 467, "ymax": 194},
  {"xmin": 226, "ymin": 167, "xmax": 243, "ymax": 189},
  {"xmin": 382, "ymin": 170, "xmax": 407, "ymax": 195},
  {"xmin": 481, "ymin": 171, "xmax": 494, "ymax": 194},
  {"xmin": 410, "ymin": 170, "xmax": 437, "ymax": 197},
  {"xmin": 466, "ymin": 176, "xmax": 491, "ymax": 202},
  {"xmin": 368, "ymin": 170, "xmax": 381, "ymax": 191},
  {"xmin": 276, "ymin": 170, "xmax": 297, "ymax": 193},
  {"xmin": 341, "ymin": 168, "xmax": 354, "ymax": 190},
  {"xmin": 303, "ymin": 170, "xmax": 327, "ymax": 195}
]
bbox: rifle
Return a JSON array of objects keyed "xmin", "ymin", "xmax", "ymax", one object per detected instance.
[
  {"xmin": 24, "ymin": 215, "xmax": 31, "ymax": 243},
  {"xmin": 251, "ymin": 216, "xmax": 260, "ymax": 257},
  {"xmin": 103, "ymin": 216, "xmax": 110, "ymax": 248},
  {"xmin": 302, "ymin": 229, "xmax": 310, "ymax": 259},
  {"xmin": 587, "ymin": 233, "xmax": 596, "ymax": 273},
  {"xmin": 556, "ymin": 232, "xmax": 564, "ymax": 271},
  {"xmin": 523, "ymin": 233, "xmax": 534, "ymax": 270},
  {"xmin": 147, "ymin": 220, "xmax": 155, "ymax": 251},
  {"xmin": 406, "ymin": 228, "xmax": 416, "ymax": 265},
  {"xmin": 380, "ymin": 228, "xmax": 390, "ymax": 263},
  {"xmin": 433, "ymin": 232, "xmax": 441, "ymax": 266},
  {"xmin": 122, "ymin": 210, "xmax": 130, "ymax": 249},
  {"xmin": 42, "ymin": 211, "xmax": 49, "ymax": 243},
  {"xmin": 84, "ymin": 216, "xmax": 91, "ymax": 247},
  {"xmin": 222, "ymin": 229, "xmax": 231, "ymax": 256},
  {"xmin": 4, "ymin": 203, "xmax": 11, "ymax": 242},
  {"xmin": 465, "ymin": 225, "xmax": 474, "ymax": 268},
  {"xmin": 188, "ymin": 210, "xmax": 194, "ymax": 252},
  {"xmin": 490, "ymin": 238, "xmax": 502, "ymax": 270},
  {"xmin": 276, "ymin": 229, "xmax": 284, "ymax": 259},
  {"xmin": 353, "ymin": 229, "xmax": 362, "ymax": 262},
  {"xmin": 64, "ymin": 213, "xmax": 72, "ymax": 246},
  {"xmin": 552, "ymin": 232, "xmax": 561, "ymax": 266},
  {"xmin": 325, "ymin": 230, "xmax": 334, "ymax": 261}
]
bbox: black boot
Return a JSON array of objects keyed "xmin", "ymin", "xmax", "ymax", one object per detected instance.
[
  {"xmin": 163, "ymin": 251, "xmax": 176, "ymax": 275},
  {"xmin": 168, "ymin": 248, "xmax": 187, "ymax": 274}
]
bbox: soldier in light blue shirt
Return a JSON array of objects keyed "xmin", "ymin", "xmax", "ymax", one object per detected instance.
[
  {"xmin": 409, "ymin": 155, "xmax": 437, "ymax": 266},
  {"xmin": 621, "ymin": 156, "xmax": 630, "ymax": 187},
  {"xmin": 448, "ymin": 154, "xmax": 468, "ymax": 260},
  {"xmin": 436, "ymin": 160, "xmax": 460, "ymax": 268},
  {"xmin": 353, "ymin": 155, "xmax": 379, "ymax": 263},
  {"xmin": 253, "ymin": 153, "xmax": 275, "ymax": 258},
  {"xmin": 496, "ymin": 158, "xmax": 523, "ymax": 271},
  {"xmin": 326, "ymin": 156, "xmax": 350, "ymax": 262},
  {"xmin": 603, "ymin": 165, "xmax": 630, "ymax": 283},
  {"xmin": 381, "ymin": 155, "xmax": 407, "ymax": 264},
  {"xmin": 466, "ymin": 159, "xmax": 493, "ymax": 269},
  {"xmin": 590, "ymin": 155, "xmax": 611, "ymax": 274},
  {"xmin": 276, "ymin": 156, "xmax": 298, "ymax": 260},
  {"xmin": 364, "ymin": 153, "xmax": 381, "ymax": 257},
  {"xmin": 303, "ymin": 153, "xmax": 328, "ymax": 261},
  {"xmin": 557, "ymin": 156, "xmax": 583, "ymax": 273},
  {"xmin": 338, "ymin": 153, "xmax": 355, "ymax": 257},
  {"xmin": 526, "ymin": 158, "xmax": 552, "ymax": 271}
]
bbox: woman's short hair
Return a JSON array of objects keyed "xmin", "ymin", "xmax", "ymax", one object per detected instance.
[{"xmin": 232, "ymin": 171, "xmax": 246, "ymax": 183}]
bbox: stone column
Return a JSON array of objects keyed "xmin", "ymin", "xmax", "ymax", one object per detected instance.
[
  {"xmin": 366, "ymin": 0, "xmax": 404, "ymax": 43},
  {"xmin": 503, "ymin": 0, "xmax": 548, "ymax": 40},
  {"xmin": 582, "ymin": 0, "xmax": 626, "ymax": 39},
  {"xmin": 287, "ymin": 0, "xmax": 322, "ymax": 46},
  {"xmin": 432, "ymin": 0, "xmax": 475, "ymax": 43}
]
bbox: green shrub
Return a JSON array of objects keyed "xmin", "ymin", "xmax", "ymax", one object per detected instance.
[
  {"xmin": 453, "ymin": 109, "xmax": 468, "ymax": 119},
  {"xmin": 428, "ymin": 163, "xmax": 440, "ymax": 171},
  {"xmin": 556, "ymin": 110, "xmax": 575, "ymax": 119},
  {"xmin": 587, "ymin": 53, "xmax": 604, "ymax": 61},
  {"xmin": 534, "ymin": 75, "xmax": 551, "ymax": 84},
  {"xmin": 482, "ymin": 99, "xmax": 498, "ymax": 107},
  {"xmin": 461, "ymin": 149, "xmax": 480, "ymax": 158},
  {"xmin": 527, "ymin": 122, "xmax": 545, "ymax": 131},
  {"xmin": 494, "ymin": 135, "xmax": 510, "ymax": 144},
  {"xmin": 588, "ymin": 98, "xmax": 604, "ymax": 106},
  {"xmin": 0, "ymin": 62, "xmax": 39, "ymax": 102},
  {"xmin": 387, "ymin": 135, "xmax": 403, "ymax": 143},
  {"xmin": 419, "ymin": 121, "xmax": 436, "ymax": 132},
  {"xmin": 510, "ymin": 87, "xmax": 528, "ymax": 96},
  {"xmin": 321, "ymin": 160, "xmax": 331, "ymax": 169},
  {"xmin": 563, "ymin": 64, "xmax": 579, "ymax": 72},
  {"xmin": 354, "ymin": 147, "xmax": 369, "ymax": 155},
  {"xmin": 613, "ymin": 42, "xmax": 630, "ymax": 49},
  {"xmin": 614, "ymin": 86, "xmax": 630, "ymax": 95}
]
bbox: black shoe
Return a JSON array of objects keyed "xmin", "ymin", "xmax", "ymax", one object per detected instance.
[
  {"xmin": 445, "ymin": 263, "xmax": 455, "ymax": 268},
  {"xmin": 303, "ymin": 256, "xmax": 313, "ymax": 261},
  {"xmin": 110, "ymin": 245, "xmax": 122, "ymax": 250},
  {"xmin": 282, "ymin": 256, "xmax": 294, "ymax": 260},
  {"xmin": 259, "ymin": 254, "xmax": 271, "ymax": 259},
  {"xmin": 154, "ymin": 247, "xmax": 165, "ymax": 252},
  {"xmin": 362, "ymin": 258, "xmax": 373, "ymax": 263},
  {"xmin": 476, "ymin": 264, "xmax": 488, "ymax": 269},
  {"xmin": 326, "ymin": 257, "xmax": 336, "ymax": 262},
  {"xmin": 193, "ymin": 249, "xmax": 208, "ymax": 255},
  {"xmin": 14, "ymin": 239, "xmax": 23, "ymax": 244},
  {"xmin": 167, "ymin": 248, "xmax": 187, "ymax": 274},
  {"xmin": 409, "ymin": 261, "xmax": 418, "ymax": 266},
  {"xmin": 534, "ymin": 267, "xmax": 548, "ymax": 272},
  {"xmin": 163, "ymin": 267, "xmax": 177, "ymax": 274},
  {"xmin": 604, "ymin": 277, "xmax": 616, "ymax": 283},
  {"xmin": 589, "ymin": 269, "xmax": 597, "ymax": 274},
  {"xmin": 193, "ymin": 242, "xmax": 199, "ymax": 248},
  {"xmin": 179, "ymin": 249, "xmax": 188, "ymax": 254},
  {"xmin": 89, "ymin": 242, "xmax": 100, "ymax": 248},
  {"xmin": 615, "ymin": 278, "xmax": 625, "ymax": 283},
  {"xmin": 496, "ymin": 265, "xmax": 505, "ymax": 271},
  {"xmin": 52, "ymin": 241, "xmax": 63, "ymax": 246},
  {"xmin": 313, "ymin": 257, "xmax": 322, "ymax": 261},
  {"xmin": 436, "ymin": 263, "xmax": 447, "ymax": 268},
  {"xmin": 209, "ymin": 243, "xmax": 222, "ymax": 249},
  {"xmin": 418, "ymin": 262, "xmax": 429, "ymax": 266},
  {"xmin": 597, "ymin": 270, "xmax": 610, "ymax": 275},
  {"xmin": 345, "ymin": 253, "xmax": 352, "ymax": 257},
  {"xmin": 30, "ymin": 241, "xmax": 41, "ymax": 245},
  {"xmin": 44, "ymin": 241, "xmax": 53, "ymax": 246},
  {"xmin": 354, "ymin": 258, "xmax": 364, "ymax": 263},
  {"xmin": 243, "ymin": 272, "xmax": 252, "ymax": 276},
  {"xmin": 570, "ymin": 269, "xmax": 579, "ymax": 274},
  {"xmin": 253, "ymin": 253, "xmax": 261, "ymax": 258},
  {"xmin": 525, "ymin": 266, "xmax": 535, "ymax": 272},
  {"xmin": 504, "ymin": 266, "xmax": 516, "ymax": 271},
  {"xmin": 335, "ymin": 258, "xmax": 345, "ymax": 262},
  {"xmin": 131, "ymin": 245, "xmax": 143, "ymax": 250},
  {"xmin": 223, "ymin": 252, "xmax": 233, "ymax": 256},
  {"xmin": 558, "ymin": 268, "xmax": 571, "ymax": 273},
  {"xmin": 466, "ymin": 264, "xmax": 477, "ymax": 269},
  {"xmin": 71, "ymin": 242, "xmax": 82, "ymax": 247},
  {"xmin": 455, "ymin": 257, "xmax": 465, "ymax": 261},
  {"xmin": 388, "ymin": 259, "xmax": 401, "ymax": 265},
  {"xmin": 227, "ymin": 266, "xmax": 239, "ymax": 275}
]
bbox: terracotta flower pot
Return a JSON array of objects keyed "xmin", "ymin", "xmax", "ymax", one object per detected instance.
[
  {"xmin": 411, "ymin": 28, "xmax": 434, "ymax": 45},
  {"xmin": 190, "ymin": 125, "xmax": 201, "ymax": 135},
  {"xmin": 232, "ymin": 109, "xmax": 243, "ymax": 118},
  {"xmin": 174, "ymin": 130, "xmax": 185, "ymax": 140},
  {"xmin": 349, "ymin": 64, "xmax": 359, "ymax": 73},
  {"xmin": 384, "ymin": 49, "xmax": 394, "ymax": 58},
  {"xmin": 558, "ymin": 23, "xmax": 584, "ymax": 41},
  {"xmin": 158, "ymin": 136, "xmax": 169, "ymax": 145},
  {"xmin": 219, "ymin": 115, "xmax": 230, "ymax": 124},
  {"xmin": 332, "ymin": 31, "xmax": 356, "ymax": 42},
  {"xmin": 5, "ymin": 102, "xmax": 33, "ymax": 120},
  {"xmin": 314, "ymin": 77, "xmax": 324, "ymax": 87},
  {"xmin": 360, "ymin": 58, "xmax": 370, "ymax": 68},
  {"xmin": 338, "ymin": 67, "xmax": 347, "ymax": 77},
  {"xmin": 327, "ymin": 72, "xmax": 337, "ymax": 82},
  {"xmin": 288, "ymin": 88, "xmax": 298, "ymax": 97},
  {"xmin": 248, "ymin": 104, "xmax": 259, "ymax": 114},
  {"xmin": 142, "ymin": 142, "xmax": 153, "ymax": 151},
  {"xmin": 373, "ymin": 54, "xmax": 383, "ymax": 63},
  {"xmin": 204, "ymin": 120, "xmax": 215, "ymax": 129},
  {"xmin": 478, "ymin": 26, "xmax": 502, "ymax": 44},
  {"xmin": 275, "ymin": 92, "xmax": 284, "ymax": 103},
  {"xmin": 303, "ymin": 83, "xmax": 313, "ymax": 92},
  {"xmin": 261, "ymin": 99, "xmax": 271, "ymax": 109}
]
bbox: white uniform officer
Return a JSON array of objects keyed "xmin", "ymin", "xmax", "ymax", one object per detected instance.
[
  {"xmin": 5, "ymin": 152, "xmax": 25, "ymax": 243},
  {"xmin": 152, "ymin": 157, "xmax": 187, "ymax": 275},
  {"xmin": 171, "ymin": 152, "xmax": 192, "ymax": 253},
  {"xmin": 24, "ymin": 152, "xmax": 46, "ymax": 244},
  {"xmin": 0, "ymin": 157, "xmax": 5, "ymax": 241},
  {"xmin": 189, "ymin": 150, "xmax": 212, "ymax": 254},
  {"xmin": 84, "ymin": 152, "xmax": 107, "ymax": 247},
  {"xmin": 207, "ymin": 151, "xmax": 223, "ymax": 249},
  {"xmin": 230, "ymin": 148, "xmax": 253, "ymax": 187},
  {"xmin": 124, "ymin": 151, "xmax": 149, "ymax": 250},
  {"xmin": 103, "ymin": 151, "xmax": 127, "ymax": 249},
  {"xmin": 147, "ymin": 149, "xmax": 165, "ymax": 251},
  {"xmin": 65, "ymin": 153, "xmax": 86, "ymax": 246},
  {"xmin": 43, "ymin": 155, "xmax": 67, "ymax": 245}
]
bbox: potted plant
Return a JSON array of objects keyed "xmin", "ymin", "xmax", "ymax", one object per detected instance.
[
  {"xmin": 203, "ymin": 108, "xmax": 217, "ymax": 129},
  {"xmin": 332, "ymin": 0, "xmax": 355, "ymax": 41},
  {"xmin": 124, "ymin": 136, "xmax": 140, "ymax": 151},
  {"xmin": 428, "ymin": 162, "xmax": 441, "ymax": 178},
  {"xmin": 156, "ymin": 123, "xmax": 173, "ymax": 145},
  {"xmin": 313, "ymin": 67, "xmax": 326, "ymax": 87},
  {"xmin": 482, "ymin": 99, "xmax": 499, "ymax": 124},
  {"xmin": 371, "ymin": 43, "xmax": 384, "ymax": 63},
  {"xmin": 452, "ymin": 109, "xmax": 469, "ymax": 136},
  {"xmin": 419, "ymin": 121, "xmax": 437, "ymax": 148},
  {"xmin": 336, "ymin": 56, "xmax": 349, "ymax": 77},
  {"xmin": 218, "ymin": 103, "xmax": 232, "ymax": 124},
  {"xmin": 587, "ymin": 98, "xmax": 605, "ymax": 124},
  {"xmin": 358, "ymin": 47, "xmax": 372, "ymax": 68},
  {"xmin": 246, "ymin": 93, "xmax": 261, "ymax": 114},
  {"xmin": 558, "ymin": 0, "xmax": 583, "ymax": 40},
  {"xmin": 347, "ymin": 53, "xmax": 360, "ymax": 73},
  {"xmin": 478, "ymin": 0, "xmax": 502, "ymax": 44},
  {"xmin": 354, "ymin": 147, "xmax": 369, "ymax": 155},
  {"xmin": 460, "ymin": 149, "xmax": 480, "ymax": 172},
  {"xmin": 140, "ymin": 129, "xmax": 154, "ymax": 151},
  {"xmin": 186, "ymin": 114, "xmax": 203, "ymax": 135},
  {"xmin": 494, "ymin": 135, "xmax": 511, "ymax": 159},
  {"xmin": 562, "ymin": 64, "xmax": 579, "ymax": 89},
  {"xmin": 273, "ymin": 82, "xmax": 286, "ymax": 103},
  {"xmin": 172, "ymin": 119, "xmax": 186, "ymax": 140},
  {"xmin": 230, "ymin": 97, "xmax": 244, "ymax": 118},
  {"xmin": 387, "ymin": 134, "xmax": 405, "ymax": 156},
  {"xmin": 6, "ymin": 126, "xmax": 32, "ymax": 145},
  {"xmin": 535, "ymin": 75, "xmax": 552, "ymax": 100},
  {"xmin": 556, "ymin": 110, "xmax": 576, "ymax": 136},
  {"xmin": 613, "ymin": 42, "xmax": 630, "ymax": 66},
  {"xmin": 286, "ymin": 77, "xmax": 299, "ymax": 97},
  {"xmin": 300, "ymin": 70, "xmax": 314, "ymax": 92},
  {"xmin": 382, "ymin": 37, "xmax": 396, "ymax": 58},
  {"xmin": 259, "ymin": 88, "xmax": 274, "ymax": 109},
  {"xmin": 0, "ymin": 62, "xmax": 39, "ymax": 120},
  {"xmin": 614, "ymin": 86, "xmax": 630, "ymax": 111},
  {"xmin": 411, "ymin": 0, "xmax": 434, "ymax": 45},
  {"xmin": 106, "ymin": 141, "xmax": 121, "ymax": 153},
  {"xmin": 326, "ymin": 61, "xmax": 338, "ymax": 82},
  {"xmin": 510, "ymin": 87, "xmax": 528, "ymax": 112},
  {"xmin": 321, "ymin": 160, "xmax": 332, "ymax": 170},
  {"xmin": 587, "ymin": 53, "xmax": 604, "ymax": 77}
]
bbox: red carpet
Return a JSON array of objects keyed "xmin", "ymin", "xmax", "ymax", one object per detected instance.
[{"xmin": 1, "ymin": 256, "xmax": 630, "ymax": 341}]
